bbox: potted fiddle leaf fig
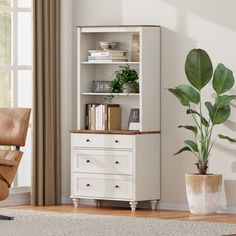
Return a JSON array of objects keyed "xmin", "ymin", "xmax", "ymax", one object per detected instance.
[{"xmin": 169, "ymin": 48, "xmax": 236, "ymax": 215}]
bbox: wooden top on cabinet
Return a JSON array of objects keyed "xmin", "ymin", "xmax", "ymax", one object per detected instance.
[
  {"xmin": 77, "ymin": 25, "xmax": 160, "ymax": 28},
  {"xmin": 70, "ymin": 130, "xmax": 160, "ymax": 135}
]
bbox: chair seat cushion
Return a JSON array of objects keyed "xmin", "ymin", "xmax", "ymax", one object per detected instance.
[{"xmin": 0, "ymin": 150, "xmax": 23, "ymax": 167}]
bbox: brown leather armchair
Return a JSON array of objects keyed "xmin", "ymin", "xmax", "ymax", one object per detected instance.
[{"xmin": 0, "ymin": 108, "xmax": 31, "ymax": 220}]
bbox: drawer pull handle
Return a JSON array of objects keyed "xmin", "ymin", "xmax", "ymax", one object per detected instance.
[
  {"xmin": 86, "ymin": 139, "xmax": 90, "ymax": 142},
  {"xmin": 115, "ymin": 185, "xmax": 120, "ymax": 189},
  {"xmin": 115, "ymin": 161, "xmax": 120, "ymax": 165},
  {"xmin": 86, "ymin": 184, "xmax": 90, "ymax": 187},
  {"xmin": 115, "ymin": 140, "xmax": 119, "ymax": 143},
  {"xmin": 86, "ymin": 160, "xmax": 91, "ymax": 163}
]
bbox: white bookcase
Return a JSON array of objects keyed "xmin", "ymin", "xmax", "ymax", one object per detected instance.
[
  {"xmin": 77, "ymin": 25, "xmax": 160, "ymax": 131},
  {"xmin": 71, "ymin": 25, "xmax": 161, "ymax": 211}
]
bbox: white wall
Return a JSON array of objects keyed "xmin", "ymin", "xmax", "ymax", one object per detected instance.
[
  {"xmin": 61, "ymin": 0, "xmax": 236, "ymax": 211},
  {"xmin": 74, "ymin": 0, "xmax": 122, "ymax": 25},
  {"xmin": 61, "ymin": 0, "xmax": 75, "ymax": 203}
]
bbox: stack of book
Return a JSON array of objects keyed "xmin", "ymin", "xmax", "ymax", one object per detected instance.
[
  {"xmin": 85, "ymin": 104, "xmax": 121, "ymax": 130},
  {"xmin": 88, "ymin": 50, "xmax": 128, "ymax": 62}
]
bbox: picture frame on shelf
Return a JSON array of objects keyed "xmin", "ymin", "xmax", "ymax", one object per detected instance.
[
  {"xmin": 131, "ymin": 34, "xmax": 140, "ymax": 62},
  {"xmin": 92, "ymin": 81, "xmax": 112, "ymax": 93},
  {"xmin": 128, "ymin": 108, "xmax": 140, "ymax": 130}
]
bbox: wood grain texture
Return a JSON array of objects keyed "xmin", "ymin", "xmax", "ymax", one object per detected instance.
[
  {"xmin": 8, "ymin": 205, "xmax": 236, "ymax": 224},
  {"xmin": 77, "ymin": 25, "xmax": 160, "ymax": 28},
  {"xmin": 70, "ymin": 130, "xmax": 160, "ymax": 135}
]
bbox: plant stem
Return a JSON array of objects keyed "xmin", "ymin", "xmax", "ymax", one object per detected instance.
[
  {"xmin": 199, "ymin": 91, "xmax": 204, "ymax": 163},
  {"xmin": 207, "ymin": 135, "xmax": 217, "ymax": 157},
  {"xmin": 188, "ymin": 105, "xmax": 201, "ymax": 160},
  {"xmin": 206, "ymin": 123, "xmax": 214, "ymax": 158},
  {"xmin": 188, "ymin": 106, "xmax": 201, "ymax": 130}
]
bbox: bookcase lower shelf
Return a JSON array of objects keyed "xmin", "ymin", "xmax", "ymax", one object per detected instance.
[{"xmin": 70, "ymin": 132, "xmax": 160, "ymax": 212}]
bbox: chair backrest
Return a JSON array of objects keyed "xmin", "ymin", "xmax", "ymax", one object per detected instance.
[{"xmin": 0, "ymin": 108, "xmax": 31, "ymax": 147}]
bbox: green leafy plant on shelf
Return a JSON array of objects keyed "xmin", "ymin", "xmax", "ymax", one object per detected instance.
[
  {"xmin": 169, "ymin": 48, "xmax": 236, "ymax": 175},
  {"xmin": 109, "ymin": 65, "xmax": 139, "ymax": 94}
]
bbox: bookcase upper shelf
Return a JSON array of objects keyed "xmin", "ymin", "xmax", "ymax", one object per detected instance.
[{"xmin": 78, "ymin": 25, "xmax": 160, "ymax": 33}]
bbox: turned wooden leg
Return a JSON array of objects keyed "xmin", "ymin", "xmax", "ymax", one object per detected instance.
[
  {"xmin": 129, "ymin": 201, "xmax": 138, "ymax": 212},
  {"xmin": 72, "ymin": 198, "xmax": 80, "ymax": 208},
  {"xmin": 150, "ymin": 200, "xmax": 158, "ymax": 210}
]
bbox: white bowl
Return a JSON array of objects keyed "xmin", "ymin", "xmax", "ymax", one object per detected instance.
[{"xmin": 99, "ymin": 42, "xmax": 118, "ymax": 51}]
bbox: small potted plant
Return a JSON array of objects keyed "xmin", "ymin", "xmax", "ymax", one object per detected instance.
[
  {"xmin": 169, "ymin": 48, "xmax": 236, "ymax": 215},
  {"xmin": 110, "ymin": 65, "xmax": 139, "ymax": 94}
]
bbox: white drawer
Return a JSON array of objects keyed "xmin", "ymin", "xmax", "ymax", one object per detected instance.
[
  {"xmin": 72, "ymin": 173, "xmax": 133, "ymax": 200},
  {"xmin": 71, "ymin": 133, "xmax": 133, "ymax": 149},
  {"xmin": 72, "ymin": 149, "xmax": 133, "ymax": 175}
]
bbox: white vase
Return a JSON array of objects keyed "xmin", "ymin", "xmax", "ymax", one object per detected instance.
[
  {"xmin": 122, "ymin": 83, "xmax": 136, "ymax": 93},
  {"xmin": 185, "ymin": 174, "xmax": 222, "ymax": 215}
]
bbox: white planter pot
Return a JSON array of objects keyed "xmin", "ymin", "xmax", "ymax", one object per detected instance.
[
  {"xmin": 185, "ymin": 174, "xmax": 222, "ymax": 215},
  {"xmin": 122, "ymin": 83, "xmax": 137, "ymax": 93}
]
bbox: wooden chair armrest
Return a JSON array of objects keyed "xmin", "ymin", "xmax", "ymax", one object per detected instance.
[{"xmin": 0, "ymin": 159, "xmax": 18, "ymax": 167}]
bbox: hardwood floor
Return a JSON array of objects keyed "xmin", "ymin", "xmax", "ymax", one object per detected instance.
[{"xmin": 8, "ymin": 204, "xmax": 236, "ymax": 224}]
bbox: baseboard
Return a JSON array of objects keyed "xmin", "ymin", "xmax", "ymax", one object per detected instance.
[
  {"xmin": 218, "ymin": 205, "xmax": 236, "ymax": 214},
  {"xmin": 157, "ymin": 202, "xmax": 189, "ymax": 211},
  {"xmin": 157, "ymin": 202, "xmax": 236, "ymax": 214},
  {"xmin": 61, "ymin": 196, "xmax": 95, "ymax": 206},
  {"xmin": 0, "ymin": 189, "xmax": 30, "ymax": 207},
  {"xmin": 61, "ymin": 196, "xmax": 236, "ymax": 214},
  {"xmin": 61, "ymin": 196, "xmax": 72, "ymax": 204}
]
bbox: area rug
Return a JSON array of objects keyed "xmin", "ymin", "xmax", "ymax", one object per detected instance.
[{"xmin": 0, "ymin": 209, "xmax": 236, "ymax": 236}]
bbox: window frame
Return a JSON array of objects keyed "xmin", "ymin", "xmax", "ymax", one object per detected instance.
[{"xmin": 0, "ymin": 0, "xmax": 32, "ymax": 191}]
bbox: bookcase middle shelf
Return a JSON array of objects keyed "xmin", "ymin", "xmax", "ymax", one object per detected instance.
[{"xmin": 81, "ymin": 92, "xmax": 140, "ymax": 96}]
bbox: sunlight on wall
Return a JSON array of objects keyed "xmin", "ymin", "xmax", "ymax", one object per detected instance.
[
  {"xmin": 121, "ymin": 0, "xmax": 177, "ymax": 31},
  {"xmin": 187, "ymin": 13, "xmax": 236, "ymax": 71}
]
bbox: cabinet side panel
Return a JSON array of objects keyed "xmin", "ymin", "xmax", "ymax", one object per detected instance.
[
  {"xmin": 77, "ymin": 28, "xmax": 81, "ymax": 129},
  {"xmin": 78, "ymin": 30, "xmax": 96, "ymax": 129},
  {"xmin": 134, "ymin": 134, "xmax": 160, "ymax": 201},
  {"xmin": 71, "ymin": 134, "xmax": 75, "ymax": 196},
  {"xmin": 140, "ymin": 27, "xmax": 160, "ymax": 131}
]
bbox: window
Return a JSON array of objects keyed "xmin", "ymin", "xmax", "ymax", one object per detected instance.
[{"xmin": 0, "ymin": 0, "xmax": 32, "ymax": 188}]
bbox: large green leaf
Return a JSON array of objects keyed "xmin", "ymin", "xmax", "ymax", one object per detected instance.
[
  {"xmin": 174, "ymin": 146, "xmax": 192, "ymax": 156},
  {"xmin": 205, "ymin": 102, "xmax": 214, "ymax": 121},
  {"xmin": 212, "ymin": 105, "xmax": 230, "ymax": 124},
  {"xmin": 178, "ymin": 125, "xmax": 198, "ymax": 135},
  {"xmin": 213, "ymin": 63, "xmax": 235, "ymax": 95},
  {"xmin": 186, "ymin": 109, "xmax": 209, "ymax": 127},
  {"xmin": 185, "ymin": 49, "xmax": 213, "ymax": 91},
  {"xmin": 168, "ymin": 88, "xmax": 189, "ymax": 106},
  {"xmin": 206, "ymin": 98, "xmax": 232, "ymax": 125},
  {"xmin": 177, "ymin": 85, "xmax": 200, "ymax": 104},
  {"xmin": 218, "ymin": 134, "xmax": 236, "ymax": 142},
  {"xmin": 184, "ymin": 140, "xmax": 199, "ymax": 152},
  {"xmin": 215, "ymin": 95, "xmax": 236, "ymax": 108}
]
